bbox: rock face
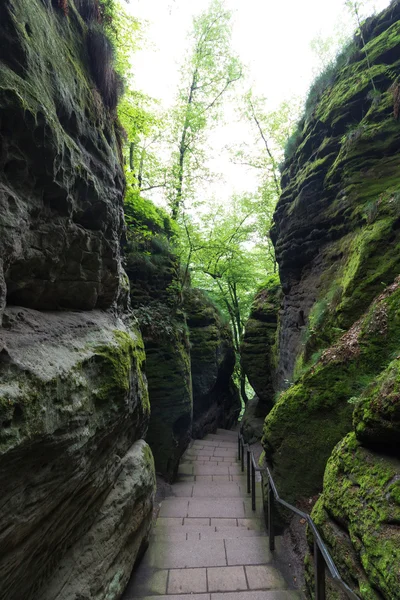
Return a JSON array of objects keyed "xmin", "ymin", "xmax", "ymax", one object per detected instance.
[
  {"xmin": 239, "ymin": 396, "xmax": 265, "ymax": 444},
  {"xmin": 0, "ymin": 0, "xmax": 125, "ymax": 323},
  {"xmin": 241, "ymin": 276, "xmax": 281, "ymax": 428},
  {"xmin": 254, "ymin": 5, "xmax": 400, "ymax": 598},
  {"xmin": 0, "ymin": 3, "xmax": 156, "ymax": 599},
  {"xmin": 125, "ymin": 195, "xmax": 240, "ymax": 479},
  {"xmin": 184, "ymin": 288, "xmax": 241, "ymax": 439},
  {"xmin": 309, "ymin": 357, "xmax": 400, "ymax": 599},
  {"xmin": 307, "ymin": 291, "xmax": 400, "ymax": 599},
  {"xmin": 0, "ymin": 309, "xmax": 155, "ymax": 600},
  {"xmin": 261, "ymin": 3, "xmax": 400, "ymax": 501},
  {"xmin": 125, "ymin": 195, "xmax": 193, "ymax": 481},
  {"xmin": 263, "ymin": 278, "xmax": 400, "ymax": 504}
]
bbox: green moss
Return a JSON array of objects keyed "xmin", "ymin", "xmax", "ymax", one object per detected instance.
[
  {"xmin": 309, "ymin": 433, "xmax": 400, "ymax": 599},
  {"xmin": 263, "ymin": 281, "xmax": 400, "ymax": 504},
  {"xmin": 353, "ymin": 357, "xmax": 400, "ymax": 448}
]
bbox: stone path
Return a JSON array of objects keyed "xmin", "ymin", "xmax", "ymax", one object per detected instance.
[{"xmin": 123, "ymin": 429, "xmax": 301, "ymax": 600}]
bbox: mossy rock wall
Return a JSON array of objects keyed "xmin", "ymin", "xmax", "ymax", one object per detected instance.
[
  {"xmin": 0, "ymin": 0, "xmax": 126, "ymax": 322},
  {"xmin": 241, "ymin": 276, "xmax": 282, "ymax": 425},
  {"xmin": 263, "ymin": 278, "xmax": 400, "ymax": 505},
  {"xmin": 305, "ymin": 308, "xmax": 400, "ymax": 599},
  {"xmin": 125, "ymin": 207, "xmax": 193, "ymax": 482},
  {"xmin": 0, "ymin": 309, "xmax": 155, "ymax": 600},
  {"xmin": 137, "ymin": 304, "xmax": 193, "ymax": 482},
  {"xmin": 184, "ymin": 288, "xmax": 240, "ymax": 439},
  {"xmin": 308, "ymin": 429, "xmax": 400, "ymax": 599},
  {"xmin": 271, "ymin": 2, "xmax": 400, "ymax": 390},
  {"xmin": 0, "ymin": 3, "xmax": 156, "ymax": 599},
  {"xmin": 263, "ymin": 4, "xmax": 400, "ymax": 508}
]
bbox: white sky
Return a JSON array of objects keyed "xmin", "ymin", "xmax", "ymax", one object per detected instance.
[{"xmin": 124, "ymin": 0, "xmax": 390, "ymax": 206}]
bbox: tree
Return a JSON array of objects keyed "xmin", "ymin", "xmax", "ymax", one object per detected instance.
[
  {"xmin": 169, "ymin": 0, "xmax": 242, "ymax": 220},
  {"xmin": 231, "ymin": 93, "xmax": 302, "ymax": 270},
  {"xmin": 180, "ymin": 194, "xmax": 270, "ymax": 403},
  {"xmin": 119, "ymin": 91, "xmax": 168, "ymax": 196},
  {"xmin": 344, "ymin": 0, "xmax": 377, "ymax": 91}
]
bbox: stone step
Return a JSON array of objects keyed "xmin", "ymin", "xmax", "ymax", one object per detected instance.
[
  {"xmin": 151, "ymin": 528, "xmax": 265, "ymax": 540},
  {"xmin": 190, "ymin": 440, "xmax": 238, "ymax": 449},
  {"xmin": 139, "ymin": 537, "xmax": 274, "ymax": 569},
  {"xmin": 215, "ymin": 428, "xmax": 239, "ymax": 436},
  {"xmin": 155, "ymin": 517, "xmax": 265, "ymax": 531},
  {"xmin": 165, "ymin": 481, "xmax": 262, "ymax": 498},
  {"xmin": 158, "ymin": 497, "xmax": 263, "ymax": 519},
  {"xmin": 130, "ymin": 592, "xmax": 301, "ymax": 600}
]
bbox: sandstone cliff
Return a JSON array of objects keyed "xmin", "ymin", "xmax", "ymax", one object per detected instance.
[
  {"xmin": 0, "ymin": 2, "xmax": 156, "ymax": 599},
  {"xmin": 242, "ymin": 3, "xmax": 400, "ymax": 598},
  {"xmin": 185, "ymin": 288, "xmax": 241, "ymax": 439},
  {"xmin": 241, "ymin": 275, "xmax": 281, "ymax": 441},
  {"xmin": 125, "ymin": 194, "xmax": 240, "ymax": 480}
]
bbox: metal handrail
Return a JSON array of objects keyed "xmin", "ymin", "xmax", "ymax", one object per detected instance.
[{"xmin": 238, "ymin": 433, "xmax": 360, "ymax": 600}]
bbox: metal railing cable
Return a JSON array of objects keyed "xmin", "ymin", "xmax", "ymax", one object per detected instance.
[{"xmin": 238, "ymin": 433, "xmax": 360, "ymax": 600}]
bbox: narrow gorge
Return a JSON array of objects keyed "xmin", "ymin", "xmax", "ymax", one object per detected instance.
[{"xmin": 0, "ymin": 1, "xmax": 399, "ymax": 600}]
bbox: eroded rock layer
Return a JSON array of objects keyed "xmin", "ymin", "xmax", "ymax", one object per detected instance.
[
  {"xmin": 185, "ymin": 288, "xmax": 241, "ymax": 439},
  {"xmin": 0, "ymin": 0, "xmax": 125, "ymax": 322},
  {"xmin": 0, "ymin": 3, "xmax": 156, "ymax": 599},
  {"xmin": 263, "ymin": 2, "xmax": 400, "ymax": 500},
  {"xmin": 0, "ymin": 309, "xmax": 154, "ymax": 600},
  {"xmin": 125, "ymin": 197, "xmax": 193, "ymax": 481},
  {"xmin": 241, "ymin": 276, "xmax": 281, "ymax": 436},
  {"xmin": 257, "ymin": 4, "xmax": 400, "ymax": 598}
]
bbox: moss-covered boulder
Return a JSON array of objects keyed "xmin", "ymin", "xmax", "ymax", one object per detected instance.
[
  {"xmin": 184, "ymin": 288, "xmax": 240, "ymax": 438},
  {"xmin": 0, "ymin": 308, "xmax": 155, "ymax": 600},
  {"xmin": 125, "ymin": 194, "xmax": 192, "ymax": 481},
  {"xmin": 353, "ymin": 357, "xmax": 400, "ymax": 449},
  {"xmin": 305, "ymin": 340, "xmax": 400, "ymax": 599},
  {"xmin": 0, "ymin": 0, "xmax": 126, "ymax": 323},
  {"xmin": 262, "ymin": 278, "xmax": 400, "ymax": 504},
  {"xmin": 241, "ymin": 275, "xmax": 281, "ymax": 423},
  {"xmin": 308, "ymin": 432, "xmax": 400, "ymax": 599}
]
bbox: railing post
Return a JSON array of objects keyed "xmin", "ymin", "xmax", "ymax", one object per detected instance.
[
  {"xmin": 314, "ymin": 539, "xmax": 326, "ymax": 600},
  {"xmin": 247, "ymin": 450, "xmax": 251, "ymax": 493},
  {"xmin": 238, "ymin": 435, "xmax": 241, "ymax": 462},
  {"xmin": 251, "ymin": 461, "xmax": 256, "ymax": 511},
  {"xmin": 268, "ymin": 481, "xmax": 275, "ymax": 552},
  {"xmin": 241, "ymin": 442, "xmax": 245, "ymax": 472}
]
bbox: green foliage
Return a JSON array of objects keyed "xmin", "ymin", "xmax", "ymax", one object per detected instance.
[
  {"xmin": 124, "ymin": 189, "xmax": 178, "ymax": 239},
  {"xmin": 169, "ymin": 0, "xmax": 242, "ymax": 218}
]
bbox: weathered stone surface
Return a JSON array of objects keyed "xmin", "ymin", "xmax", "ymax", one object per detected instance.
[
  {"xmin": 353, "ymin": 357, "xmax": 400, "ymax": 449},
  {"xmin": 262, "ymin": 3, "xmax": 400, "ymax": 507},
  {"xmin": 0, "ymin": 3, "xmax": 155, "ymax": 600},
  {"xmin": 0, "ymin": 308, "xmax": 154, "ymax": 600},
  {"xmin": 271, "ymin": 3, "xmax": 400, "ymax": 390},
  {"xmin": 40, "ymin": 440, "xmax": 156, "ymax": 600},
  {"xmin": 125, "ymin": 196, "xmax": 193, "ymax": 481},
  {"xmin": 185, "ymin": 288, "xmax": 240, "ymax": 439},
  {"xmin": 140, "ymin": 307, "xmax": 193, "ymax": 482},
  {"xmin": 309, "ymin": 433, "xmax": 400, "ymax": 600},
  {"xmin": 241, "ymin": 277, "xmax": 281, "ymax": 415},
  {"xmin": 0, "ymin": 0, "xmax": 125, "ymax": 324},
  {"xmin": 240, "ymin": 396, "xmax": 265, "ymax": 444},
  {"xmin": 263, "ymin": 279, "xmax": 400, "ymax": 504}
]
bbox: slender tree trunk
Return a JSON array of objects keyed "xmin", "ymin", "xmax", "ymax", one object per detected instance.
[
  {"xmin": 129, "ymin": 142, "xmax": 135, "ymax": 173},
  {"xmin": 138, "ymin": 148, "xmax": 145, "ymax": 190},
  {"xmin": 172, "ymin": 70, "xmax": 198, "ymax": 220}
]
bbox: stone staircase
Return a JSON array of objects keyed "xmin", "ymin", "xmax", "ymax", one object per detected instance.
[{"xmin": 123, "ymin": 429, "xmax": 302, "ymax": 600}]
